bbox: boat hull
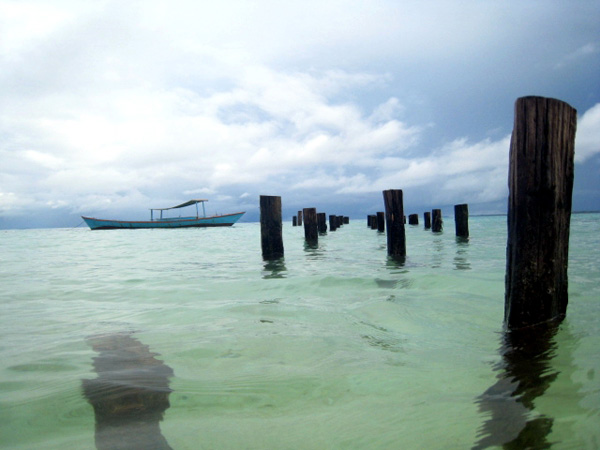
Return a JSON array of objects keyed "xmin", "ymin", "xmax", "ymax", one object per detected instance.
[{"xmin": 82, "ymin": 212, "xmax": 245, "ymax": 230}]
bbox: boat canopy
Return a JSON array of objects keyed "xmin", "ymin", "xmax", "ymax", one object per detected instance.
[
  {"xmin": 151, "ymin": 199, "xmax": 208, "ymax": 211},
  {"xmin": 150, "ymin": 199, "xmax": 208, "ymax": 220}
]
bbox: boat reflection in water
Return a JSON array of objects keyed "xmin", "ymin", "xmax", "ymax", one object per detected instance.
[
  {"xmin": 473, "ymin": 324, "xmax": 560, "ymax": 449},
  {"xmin": 82, "ymin": 333, "xmax": 174, "ymax": 450}
]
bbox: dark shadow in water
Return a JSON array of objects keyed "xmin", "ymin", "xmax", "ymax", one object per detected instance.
[
  {"xmin": 473, "ymin": 324, "xmax": 560, "ymax": 449},
  {"xmin": 375, "ymin": 278, "xmax": 398, "ymax": 289},
  {"xmin": 453, "ymin": 237, "xmax": 471, "ymax": 270},
  {"xmin": 82, "ymin": 332, "xmax": 174, "ymax": 450},
  {"xmin": 262, "ymin": 257, "xmax": 287, "ymax": 279}
]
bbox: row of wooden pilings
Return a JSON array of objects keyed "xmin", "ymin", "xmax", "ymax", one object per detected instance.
[
  {"xmin": 260, "ymin": 198, "xmax": 351, "ymax": 259},
  {"xmin": 261, "ymin": 192, "xmax": 466, "ymax": 263},
  {"xmin": 367, "ymin": 204, "xmax": 469, "ymax": 237},
  {"xmin": 292, "ymin": 211, "xmax": 349, "ymax": 231},
  {"xmin": 260, "ymin": 96, "xmax": 577, "ymax": 332}
]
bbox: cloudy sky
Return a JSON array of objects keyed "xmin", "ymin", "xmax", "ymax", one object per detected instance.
[{"xmin": 1, "ymin": 0, "xmax": 599, "ymax": 228}]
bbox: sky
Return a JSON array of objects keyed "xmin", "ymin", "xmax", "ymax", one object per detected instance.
[{"xmin": 1, "ymin": 0, "xmax": 599, "ymax": 228}]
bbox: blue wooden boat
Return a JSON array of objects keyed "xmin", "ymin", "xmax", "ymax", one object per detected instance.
[{"xmin": 82, "ymin": 199, "xmax": 245, "ymax": 230}]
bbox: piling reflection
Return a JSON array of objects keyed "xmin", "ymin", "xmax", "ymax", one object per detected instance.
[
  {"xmin": 262, "ymin": 257, "xmax": 287, "ymax": 279},
  {"xmin": 303, "ymin": 240, "xmax": 325, "ymax": 260},
  {"xmin": 386, "ymin": 254, "xmax": 406, "ymax": 269},
  {"xmin": 431, "ymin": 236, "xmax": 444, "ymax": 268},
  {"xmin": 473, "ymin": 324, "xmax": 560, "ymax": 449},
  {"xmin": 82, "ymin": 332, "xmax": 173, "ymax": 450},
  {"xmin": 454, "ymin": 237, "xmax": 471, "ymax": 270}
]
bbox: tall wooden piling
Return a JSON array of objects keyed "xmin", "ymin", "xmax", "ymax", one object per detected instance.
[
  {"xmin": 377, "ymin": 212, "xmax": 385, "ymax": 232},
  {"xmin": 424, "ymin": 211, "xmax": 431, "ymax": 229},
  {"xmin": 432, "ymin": 209, "xmax": 443, "ymax": 232},
  {"xmin": 297, "ymin": 210, "xmax": 303, "ymax": 226},
  {"xmin": 260, "ymin": 195, "xmax": 284, "ymax": 259},
  {"xmin": 303, "ymin": 207, "xmax": 318, "ymax": 244},
  {"xmin": 383, "ymin": 190, "xmax": 406, "ymax": 259},
  {"xmin": 505, "ymin": 96, "xmax": 577, "ymax": 329},
  {"xmin": 408, "ymin": 214, "xmax": 419, "ymax": 225},
  {"xmin": 454, "ymin": 204, "xmax": 469, "ymax": 238},
  {"xmin": 344, "ymin": 217, "xmax": 349, "ymax": 224},
  {"xmin": 317, "ymin": 212, "xmax": 327, "ymax": 234},
  {"xmin": 292, "ymin": 216, "xmax": 297, "ymax": 226}
]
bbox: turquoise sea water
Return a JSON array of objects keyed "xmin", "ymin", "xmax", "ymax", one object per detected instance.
[{"xmin": 0, "ymin": 214, "xmax": 598, "ymax": 449}]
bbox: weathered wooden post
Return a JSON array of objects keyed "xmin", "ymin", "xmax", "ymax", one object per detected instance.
[
  {"xmin": 376, "ymin": 211, "xmax": 385, "ymax": 232},
  {"xmin": 424, "ymin": 211, "xmax": 431, "ymax": 229},
  {"xmin": 303, "ymin": 207, "xmax": 318, "ymax": 244},
  {"xmin": 383, "ymin": 190, "xmax": 406, "ymax": 259},
  {"xmin": 317, "ymin": 212, "xmax": 327, "ymax": 234},
  {"xmin": 297, "ymin": 210, "xmax": 303, "ymax": 226},
  {"xmin": 367, "ymin": 215, "xmax": 372, "ymax": 227},
  {"xmin": 408, "ymin": 214, "xmax": 419, "ymax": 225},
  {"xmin": 344, "ymin": 217, "xmax": 349, "ymax": 224},
  {"xmin": 454, "ymin": 204, "xmax": 469, "ymax": 238},
  {"xmin": 370, "ymin": 215, "xmax": 378, "ymax": 230},
  {"xmin": 292, "ymin": 216, "xmax": 297, "ymax": 226},
  {"xmin": 330, "ymin": 215, "xmax": 338, "ymax": 231},
  {"xmin": 505, "ymin": 96, "xmax": 577, "ymax": 329},
  {"xmin": 432, "ymin": 209, "xmax": 443, "ymax": 232},
  {"xmin": 260, "ymin": 195, "xmax": 284, "ymax": 259}
]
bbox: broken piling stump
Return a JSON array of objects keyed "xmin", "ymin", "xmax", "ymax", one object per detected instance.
[
  {"xmin": 432, "ymin": 209, "xmax": 443, "ymax": 232},
  {"xmin": 260, "ymin": 195, "xmax": 284, "ymax": 259},
  {"xmin": 408, "ymin": 214, "xmax": 419, "ymax": 225},
  {"xmin": 330, "ymin": 215, "xmax": 338, "ymax": 231},
  {"xmin": 303, "ymin": 207, "xmax": 318, "ymax": 244},
  {"xmin": 424, "ymin": 211, "xmax": 431, "ymax": 229},
  {"xmin": 383, "ymin": 189, "xmax": 406, "ymax": 259},
  {"xmin": 454, "ymin": 204, "xmax": 469, "ymax": 238},
  {"xmin": 370, "ymin": 215, "xmax": 378, "ymax": 230},
  {"xmin": 377, "ymin": 212, "xmax": 385, "ymax": 232},
  {"xmin": 317, "ymin": 212, "xmax": 327, "ymax": 234},
  {"xmin": 505, "ymin": 96, "xmax": 576, "ymax": 329}
]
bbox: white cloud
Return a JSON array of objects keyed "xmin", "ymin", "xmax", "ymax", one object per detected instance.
[
  {"xmin": 331, "ymin": 135, "xmax": 511, "ymax": 205},
  {"xmin": 575, "ymin": 103, "xmax": 600, "ymax": 162},
  {"xmin": 0, "ymin": 1, "xmax": 77, "ymax": 56},
  {"xmin": 0, "ymin": 52, "xmax": 420, "ymax": 216},
  {"xmin": 0, "ymin": 192, "xmax": 32, "ymax": 214}
]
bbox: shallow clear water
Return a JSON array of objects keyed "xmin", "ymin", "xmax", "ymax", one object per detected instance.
[{"xmin": 1, "ymin": 214, "xmax": 598, "ymax": 449}]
